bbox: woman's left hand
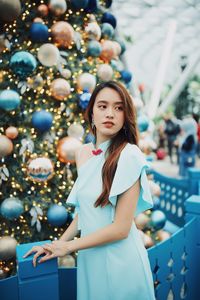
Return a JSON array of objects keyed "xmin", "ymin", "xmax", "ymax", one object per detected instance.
[{"xmin": 38, "ymin": 240, "xmax": 72, "ymax": 263}]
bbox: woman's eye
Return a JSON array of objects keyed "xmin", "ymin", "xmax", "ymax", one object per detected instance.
[
  {"xmin": 115, "ymin": 106, "xmax": 123, "ymax": 111},
  {"xmin": 98, "ymin": 105, "xmax": 106, "ymax": 109}
]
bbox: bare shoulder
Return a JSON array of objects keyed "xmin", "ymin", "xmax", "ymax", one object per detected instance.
[{"xmin": 75, "ymin": 142, "xmax": 94, "ymax": 168}]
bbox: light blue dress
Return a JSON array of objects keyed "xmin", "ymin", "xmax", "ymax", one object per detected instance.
[{"xmin": 67, "ymin": 140, "xmax": 156, "ymax": 300}]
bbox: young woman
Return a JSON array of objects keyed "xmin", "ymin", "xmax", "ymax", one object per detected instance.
[{"xmin": 24, "ymin": 81, "xmax": 156, "ymax": 300}]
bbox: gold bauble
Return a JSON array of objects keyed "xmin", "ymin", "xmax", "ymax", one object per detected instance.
[
  {"xmin": 51, "ymin": 21, "xmax": 74, "ymax": 48},
  {"xmin": 0, "ymin": 236, "xmax": 17, "ymax": 260},
  {"xmin": 0, "ymin": 135, "xmax": 13, "ymax": 157},
  {"xmin": 5, "ymin": 126, "xmax": 18, "ymax": 139},
  {"xmin": 58, "ymin": 255, "xmax": 75, "ymax": 268},
  {"xmin": 134, "ymin": 213, "xmax": 150, "ymax": 230},
  {"xmin": 57, "ymin": 136, "xmax": 82, "ymax": 163},
  {"xmin": 37, "ymin": 4, "xmax": 48, "ymax": 16},
  {"xmin": 51, "ymin": 78, "xmax": 71, "ymax": 101},
  {"xmin": 100, "ymin": 40, "xmax": 116, "ymax": 62},
  {"xmin": 157, "ymin": 230, "xmax": 171, "ymax": 242}
]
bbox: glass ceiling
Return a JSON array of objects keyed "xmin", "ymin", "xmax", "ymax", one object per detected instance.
[{"xmin": 112, "ymin": 0, "xmax": 200, "ymax": 90}]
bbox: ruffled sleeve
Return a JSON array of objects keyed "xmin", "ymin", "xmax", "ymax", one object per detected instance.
[
  {"xmin": 109, "ymin": 143, "xmax": 153, "ymax": 219},
  {"xmin": 66, "ymin": 178, "xmax": 81, "ymax": 230}
]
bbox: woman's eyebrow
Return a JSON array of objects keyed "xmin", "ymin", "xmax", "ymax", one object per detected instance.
[{"xmin": 96, "ymin": 100, "xmax": 123, "ymax": 104}]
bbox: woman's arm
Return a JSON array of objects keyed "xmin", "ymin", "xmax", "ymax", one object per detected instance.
[
  {"xmin": 40, "ymin": 179, "xmax": 140, "ymax": 262},
  {"xmin": 67, "ymin": 179, "xmax": 140, "ymax": 252},
  {"xmin": 59, "ymin": 214, "xmax": 79, "ymax": 241}
]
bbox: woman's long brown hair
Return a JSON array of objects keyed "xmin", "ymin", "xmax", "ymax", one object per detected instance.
[{"xmin": 85, "ymin": 81, "xmax": 139, "ymax": 208}]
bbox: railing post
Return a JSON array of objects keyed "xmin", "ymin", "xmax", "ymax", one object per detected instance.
[
  {"xmin": 16, "ymin": 240, "xmax": 59, "ymax": 300},
  {"xmin": 184, "ymin": 196, "xmax": 200, "ymax": 299},
  {"xmin": 187, "ymin": 168, "xmax": 200, "ymax": 196}
]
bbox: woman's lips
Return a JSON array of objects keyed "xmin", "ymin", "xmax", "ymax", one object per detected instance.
[{"xmin": 103, "ymin": 122, "xmax": 114, "ymax": 128}]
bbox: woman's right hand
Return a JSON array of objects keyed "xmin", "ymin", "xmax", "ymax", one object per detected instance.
[{"xmin": 23, "ymin": 245, "xmax": 51, "ymax": 267}]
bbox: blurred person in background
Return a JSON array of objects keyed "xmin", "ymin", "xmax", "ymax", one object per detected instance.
[{"xmin": 178, "ymin": 116, "xmax": 197, "ymax": 177}]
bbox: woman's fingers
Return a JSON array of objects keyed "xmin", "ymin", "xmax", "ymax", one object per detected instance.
[
  {"xmin": 23, "ymin": 247, "xmax": 37, "ymax": 258},
  {"xmin": 33, "ymin": 251, "xmax": 43, "ymax": 267},
  {"xmin": 42, "ymin": 244, "xmax": 52, "ymax": 252},
  {"xmin": 39, "ymin": 253, "xmax": 55, "ymax": 263}
]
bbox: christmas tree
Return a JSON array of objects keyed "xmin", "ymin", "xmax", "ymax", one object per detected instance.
[{"xmin": 0, "ymin": 0, "xmax": 131, "ymax": 278}]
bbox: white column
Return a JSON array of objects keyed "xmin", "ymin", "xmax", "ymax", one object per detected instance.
[
  {"xmin": 158, "ymin": 53, "xmax": 200, "ymax": 115},
  {"xmin": 147, "ymin": 21, "xmax": 177, "ymax": 119}
]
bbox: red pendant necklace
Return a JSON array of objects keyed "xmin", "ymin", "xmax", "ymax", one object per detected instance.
[{"xmin": 92, "ymin": 149, "xmax": 103, "ymax": 156}]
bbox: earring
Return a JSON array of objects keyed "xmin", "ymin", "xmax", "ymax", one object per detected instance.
[
  {"xmin": 123, "ymin": 125, "xmax": 127, "ymax": 136},
  {"xmin": 92, "ymin": 118, "xmax": 95, "ymax": 130}
]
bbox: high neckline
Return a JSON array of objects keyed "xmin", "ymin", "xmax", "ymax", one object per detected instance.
[{"xmin": 93, "ymin": 139, "xmax": 111, "ymax": 151}]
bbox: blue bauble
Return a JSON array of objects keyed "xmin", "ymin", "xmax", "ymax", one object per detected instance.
[
  {"xmin": 1, "ymin": 197, "xmax": 24, "ymax": 220},
  {"xmin": 87, "ymin": 41, "xmax": 102, "ymax": 57},
  {"xmin": 137, "ymin": 114, "xmax": 149, "ymax": 132},
  {"xmin": 79, "ymin": 91, "xmax": 91, "ymax": 109},
  {"xmin": 105, "ymin": 0, "xmax": 112, "ymax": 8},
  {"xmin": 151, "ymin": 210, "xmax": 166, "ymax": 230},
  {"xmin": 10, "ymin": 51, "xmax": 37, "ymax": 78},
  {"xmin": 85, "ymin": 0, "xmax": 97, "ymax": 12},
  {"xmin": 30, "ymin": 22, "xmax": 49, "ymax": 43},
  {"xmin": 152, "ymin": 196, "xmax": 160, "ymax": 210},
  {"xmin": 120, "ymin": 70, "xmax": 132, "ymax": 83},
  {"xmin": 0, "ymin": 90, "xmax": 20, "ymax": 111},
  {"xmin": 116, "ymin": 38, "xmax": 126, "ymax": 54},
  {"xmin": 101, "ymin": 12, "xmax": 117, "ymax": 28},
  {"xmin": 47, "ymin": 204, "xmax": 68, "ymax": 227},
  {"xmin": 85, "ymin": 132, "xmax": 95, "ymax": 144},
  {"xmin": 32, "ymin": 110, "xmax": 53, "ymax": 132},
  {"xmin": 101, "ymin": 23, "xmax": 114, "ymax": 38},
  {"xmin": 71, "ymin": 0, "xmax": 89, "ymax": 9}
]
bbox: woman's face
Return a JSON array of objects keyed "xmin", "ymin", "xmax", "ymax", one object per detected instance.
[{"xmin": 92, "ymin": 87, "xmax": 125, "ymax": 140}]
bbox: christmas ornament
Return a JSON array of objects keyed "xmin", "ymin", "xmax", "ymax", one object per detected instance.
[
  {"xmin": 0, "ymin": 0, "xmax": 21, "ymax": 23},
  {"xmin": 0, "ymin": 165, "xmax": 9, "ymax": 186},
  {"xmin": 100, "ymin": 40, "xmax": 116, "ymax": 62},
  {"xmin": 47, "ymin": 204, "xmax": 68, "ymax": 226},
  {"xmin": 37, "ymin": 4, "xmax": 48, "ymax": 16},
  {"xmin": 79, "ymin": 91, "xmax": 91, "ymax": 109},
  {"xmin": 28, "ymin": 75, "xmax": 44, "ymax": 91},
  {"xmin": 77, "ymin": 73, "xmax": 96, "ymax": 92},
  {"xmin": 50, "ymin": 78, "xmax": 71, "ymax": 100},
  {"xmin": 157, "ymin": 230, "xmax": 171, "ymax": 242},
  {"xmin": 38, "ymin": 43, "xmax": 60, "ymax": 67},
  {"xmin": 85, "ymin": 20, "xmax": 101, "ymax": 40},
  {"xmin": 97, "ymin": 64, "xmax": 113, "ymax": 82},
  {"xmin": 120, "ymin": 70, "xmax": 132, "ymax": 83},
  {"xmin": 0, "ymin": 236, "xmax": 17, "ymax": 260},
  {"xmin": 57, "ymin": 136, "xmax": 82, "ymax": 163},
  {"xmin": 87, "ymin": 40, "xmax": 102, "ymax": 57},
  {"xmin": 151, "ymin": 210, "xmax": 166, "ymax": 230},
  {"xmin": 67, "ymin": 123, "xmax": 84, "ymax": 140},
  {"xmin": 30, "ymin": 206, "xmax": 43, "ymax": 232},
  {"xmin": 0, "ymin": 90, "xmax": 20, "ymax": 111},
  {"xmin": 30, "ymin": 22, "xmax": 49, "ymax": 43},
  {"xmin": 32, "ymin": 110, "xmax": 53, "ymax": 132},
  {"xmin": 85, "ymin": 133, "xmax": 95, "ymax": 144},
  {"xmin": 71, "ymin": 0, "xmax": 88, "ymax": 9},
  {"xmin": 51, "ymin": 21, "xmax": 74, "ymax": 48},
  {"xmin": 49, "ymin": 0, "xmax": 67, "ymax": 16},
  {"xmin": 27, "ymin": 157, "xmax": 54, "ymax": 182},
  {"xmin": 149, "ymin": 180, "xmax": 161, "ymax": 197},
  {"xmin": 101, "ymin": 23, "xmax": 114, "ymax": 39},
  {"xmin": 134, "ymin": 213, "xmax": 150, "ymax": 230},
  {"xmin": 85, "ymin": 0, "xmax": 97, "ymax": 12},
  {"xmin": 0, "ymin": 197, "xmax": 24, "ymax": 220},
  {"xmin": 61, "ymin": 69, "xmax": 71, "ymax": 79},
  {"xmin": 143, "ymin": 233, "xmax": 154, "ymax": 248},
  {"xmin": 137, "ymin": 114, "xmax": 149, "ymax": 132},
  {"xmin": 10, "ymin": 51, "xmax": 37, "ymax": 78},
  {"xmin": 101, "ymin": 12, "xmax": 117, "ymax": 28},
  {"xmin": 0, "ymin": 135, "xmax": 13, "ymax": 157},
  {"xmin": 58, "ymin": 255, "xmax": 75, "ymax": 267},
  {"xmin": 112, "ymin": 41, "xmax": 121, "ymax": 57},
  {"xmin": 115, "ymin": 37, "xmax": 126, "ymax": 54},
  {"xmin": 33, "ymin": 17, "xmax": 44, "ymax": 23},
  {"xmin": 5, "ymin": 126, "xmax": 18, "ymax": 139}
]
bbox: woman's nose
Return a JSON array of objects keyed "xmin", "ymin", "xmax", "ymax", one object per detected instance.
[{"xmin": 106, "ymin": 107, "xmax": 114, "ymax": 118}]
